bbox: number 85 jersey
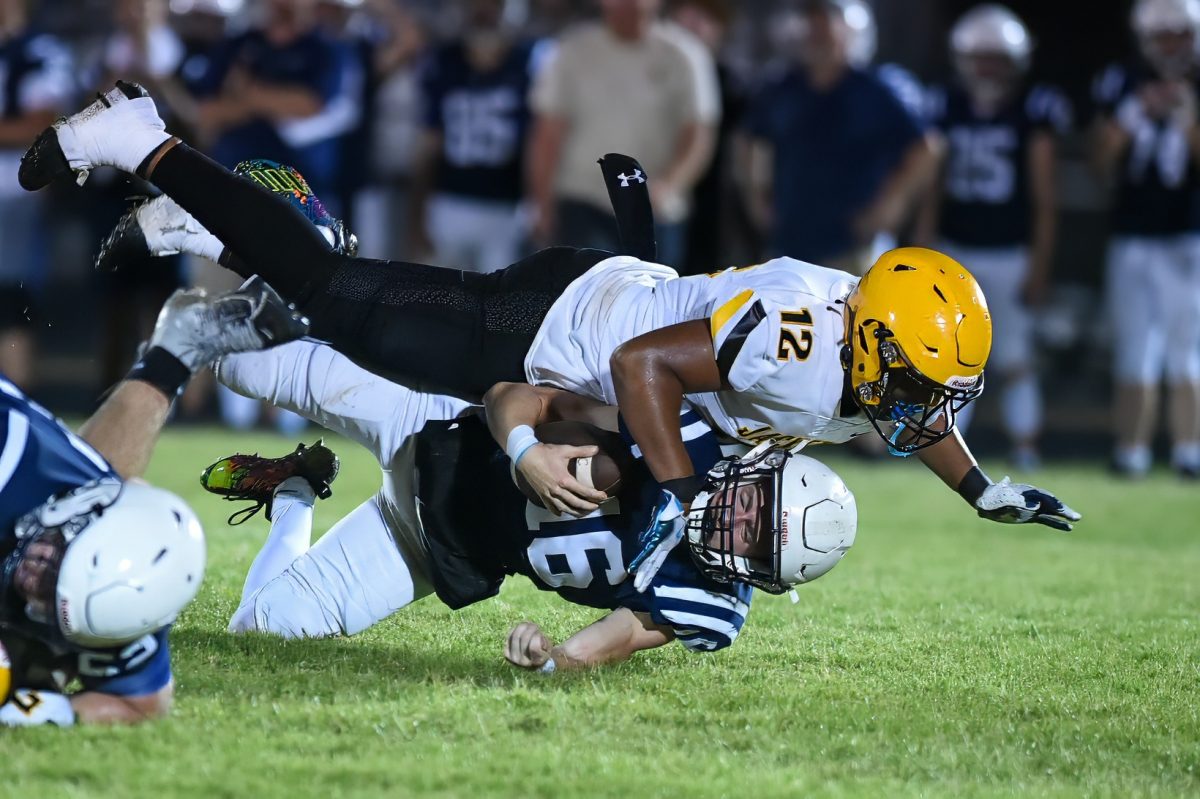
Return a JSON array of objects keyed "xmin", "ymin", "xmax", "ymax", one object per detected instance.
[{"xmin": 525, "ymin": 255, "xmax": 870, "ymax": 450}]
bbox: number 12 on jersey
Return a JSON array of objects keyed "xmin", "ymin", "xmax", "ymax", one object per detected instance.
[{"xmin": 777, "ymin": 309, "xmax": 814, "ymax": 362}]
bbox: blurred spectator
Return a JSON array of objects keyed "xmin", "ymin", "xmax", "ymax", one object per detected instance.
[
  {"xmin": 0, "ymin": 0, "xmax": 73, "ymax": 389},
  {"xmin": 93, "ymin": 0, "xmax": 188, "ymax": 392},
  {"xmin": 669, "ymin": 0, "xmax": 753, "ymax": 275},
  {"xmin": 332, "ymin": 0, "xmax": 425, "ymax": 261},
  {"xmin": 739, "ymin": 0, "xmax": 937, "ymax": 273},
  {"xmin": 408, "ymin": 0, "xmax": 541, "ymax": 272},
  {"xmin": 316, "ymin": 0, "xmax": 372, "ymax": 222},
  {"xmin": 190, "ymin": 0, "xmax": 357, "ymax": 199},
  {"xmin": 916, "ymin": 5, "xmax": 1072, "ymax": 471},
  {"xmin": 527, "ymin": 0, "xmax": 720, "ymax": 268},
  {"xmin": 1091, "ymin": 0, "xmax": 1200, "ymax": 478}
]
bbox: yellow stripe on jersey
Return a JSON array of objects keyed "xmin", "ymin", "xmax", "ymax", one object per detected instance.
[{"xmin": 710, "ymin": 289, "xmax": 755, "ymax": 343}]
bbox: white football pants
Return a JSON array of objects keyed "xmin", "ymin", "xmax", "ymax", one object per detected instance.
[
  {"xmin": 427, "ymin": 193, "xmax": 526, "ymax": 274},
  {"xmin": 216, "ymin": 340, "xmax": 473, "ymax": 638},
  {"xmin": 1106, "ymin": 235, "xmax": 1200, "ymax": 385}
]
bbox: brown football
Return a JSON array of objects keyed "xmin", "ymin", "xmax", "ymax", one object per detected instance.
[{"xmin": 512, "ymin": 421, "xmax": 634, "ymax": 507}]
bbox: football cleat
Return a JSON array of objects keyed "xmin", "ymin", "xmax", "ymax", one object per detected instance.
[
  {"xmin": 200, "ymin": 440, "xmax": 340, "ymax": 525},
  {"xmin": 233, "ymin": 159, "xmax": 358, "ymax": 255},
  {"xmin": 96, "ymin": 195, "xmax": 220, "ymax": 272},
  {"xmin": 19, "ymin": 81, "xmax": 169, "ymax": 191},
  {"xmin": 150, "ymin": 276, "xmax": 310, "ymax": 372}
]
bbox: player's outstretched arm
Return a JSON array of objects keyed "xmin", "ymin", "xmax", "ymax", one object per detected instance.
[
  {"xmin": 504, "ymin": 608, "xmax": 674, "ymax": 672},
  {"xmin": 610, "ymin": 320, "xmax": 723, "ymax": 495},
  {"xmin": 918, "ymin": 428, "xmax": 1081, "ymax": 532},
  {"xmin": 80, "ymin": 279, "xmax": 308, "ymax": 478},
  {"xmin": 484, "ymin": 382, "xmax": 611, "ymax": 516}
]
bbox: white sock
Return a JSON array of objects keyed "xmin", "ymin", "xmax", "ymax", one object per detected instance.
[
  {"xmin": 192, "ymin": 231, "xmax": 226, "ymax": 262},
  {"xmin": 239, "ymin": 477, "xmax": 316, "ymax": 606},
  {"xmin": 1114, "ymin": 444, "xmax": 1152, "ymax": 473},
  {"xmin": 1002, "ymin": 374, "xmax": 1042, "ymax": 441},
  {"xmin": 1171, "ymin": 441, "xmax": 1200, "ymax": 470},
  {"xmin": 55, "ymin": 91, "xmax": 170, "ymax": 175}
]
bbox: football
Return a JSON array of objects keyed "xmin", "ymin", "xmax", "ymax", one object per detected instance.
[{"xmin": 511, "ymin": 421, "xmax": 634, "ymax": 507}]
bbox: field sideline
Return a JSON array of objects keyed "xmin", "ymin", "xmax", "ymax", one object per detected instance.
[{"xmin": 5, "ymin": 427, "xmax": 1198, "ymax": 798}]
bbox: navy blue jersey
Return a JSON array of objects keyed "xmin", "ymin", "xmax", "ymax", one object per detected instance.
[
  {"xmin": 417, "ymin": 410, "xmax": 753, "ymax": 653},
  {"xmin": 1092, "ymin": 61, "xmax": 1200, "ymax": 236},
  {"xmin": 875, "ymin": 63, "xmax": 928, "ymax": 127},
  {"xmin": 0, "ymin": 377, "xmax": 172, "ymax": 699},
  {"xmin": 418, "ymin": 39, "xmax": 541, "ymax": 203},
  {"xmin": 744, "ymin": 66, "xmax": 924, "ymax": 262},
  {"xmin": 928, "ymin": 82, "xmax": 1071, "ymax": 247}
]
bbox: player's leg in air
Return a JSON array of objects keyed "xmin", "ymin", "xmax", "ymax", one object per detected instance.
[
  {"xmin": 18, "ymin": 84, "xmax": 616, "ymax": 398},
  {"xmin": 204, "ymin": 339, "xmax": 473, "ymax": 637}
]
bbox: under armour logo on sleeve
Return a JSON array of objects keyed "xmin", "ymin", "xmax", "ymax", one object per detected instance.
[{"xmin": 617, "ymin": 169, "xmax": 645, "ymax": 187}]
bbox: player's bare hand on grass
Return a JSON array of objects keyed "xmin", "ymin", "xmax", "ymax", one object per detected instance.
[
  {"xmin": 517, "ymin": 443, "xmax": 608, "ymax": 516},
  {"xmin": 505, "ymin": 622, "xmax": 553, "ymax": 669}
]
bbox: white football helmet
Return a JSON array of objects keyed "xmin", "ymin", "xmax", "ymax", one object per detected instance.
[
  {"xmin": 1132, "ymin": 0, "xmax": 1200, "ymax": 78},
  {"xmin": 685, "ymin": 444, "xmax": 857, "ymax": 594},
  {"xmin": 4, "ymin": 479, "xmax": 206, "ymax": 648},
  {"xmin": 844, "ymin": 0, "xmax": 878, "ymax": 68},
  {"xmin": 951, "ymin": 5, "xmax": 1032, "ymax": 105}
]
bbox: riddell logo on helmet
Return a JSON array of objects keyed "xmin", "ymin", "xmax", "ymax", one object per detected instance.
[
  {"xmin": 58, "ymin": 599, "xmax": 73, "ymax": 632},
  {"xmin": 780, "ymin": 513, "xmax": 789, "ymax": 547},
  {"xmin": 946, "ymin": 375, "xmax": 978, "ymax": 390}
]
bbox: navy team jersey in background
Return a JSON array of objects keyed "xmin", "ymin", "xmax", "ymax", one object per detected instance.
[
  {"xmin": 1092, "ymin": 61, "xmax": 1200, "ymax": 236},
  {"xmin": 416, "ymin": 409, "xmax": 753, "ymax": 653},
  {"xmin": 927, "ymin": 82, "xmax": 1072, "ymax": 248},
  {"xmin": 418, "ymin": 40, "xmax": 541, "ymax": 204},
  {"xmin": 743, "ymin": 66, "xmax": 925, "ymax": 262},
  {"xmin": 0, "ymin": 377, "xmax": 172, "ymax": 700}
]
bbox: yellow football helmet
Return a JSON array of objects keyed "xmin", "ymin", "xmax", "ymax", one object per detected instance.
[{"xmin": 843, "ymin": 247, "xmax": 992, "ymax": 452}]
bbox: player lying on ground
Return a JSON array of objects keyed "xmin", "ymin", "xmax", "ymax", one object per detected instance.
[
  {"xmin": 0, "ymin": 279, "xmax": 307, "ymax": 726},
  {"xmin": 18, "ymin": 84, "xmax": 1078, "ymax": 579},
  {"xmin": 201, "ymin": 339, "xmax": 855, "ymax": 670}
]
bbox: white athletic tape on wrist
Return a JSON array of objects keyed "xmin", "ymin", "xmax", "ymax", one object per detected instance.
[
  {"xmin": 506, "ymin": 425, "xmax": 539, "ymax": 466},
  {"xmin": 539, "ymin": 657, "xmax": 557, "ymax": 675}
]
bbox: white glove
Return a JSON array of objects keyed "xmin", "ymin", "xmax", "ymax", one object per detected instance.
[
  {"xmin": 974, "ymin": 477, "xmax": 1081, "ymax": 532},
  {"xmin": 0, "ymin": 689, "xmax": 75, "ymax": 727}
]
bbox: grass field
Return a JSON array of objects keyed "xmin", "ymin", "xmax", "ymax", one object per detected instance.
[{"xmin": 4, "ymin": 426, "xmax": 1198, "ymax": 798}]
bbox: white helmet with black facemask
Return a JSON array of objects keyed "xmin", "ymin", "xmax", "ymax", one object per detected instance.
[
  {"xmin": 2, "ymin": 479, "xmax": 205, "ymax": 648},
  {"xmin": 684, "ymin": 444, "xmax": 857, "ymax": 594}
]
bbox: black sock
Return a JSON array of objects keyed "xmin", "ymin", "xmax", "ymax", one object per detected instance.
[{"xmin": 148, "ymin": 143, "xmax": 342, "ymax": 299}]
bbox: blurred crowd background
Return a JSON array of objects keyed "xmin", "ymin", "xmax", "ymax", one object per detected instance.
[{"xmin": 0, "ymin": 0, "xmax": 1196, "ymax": 475}]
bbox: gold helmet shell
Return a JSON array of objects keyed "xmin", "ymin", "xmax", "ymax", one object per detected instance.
[{"xmin": 844, "ymin": 247, "xmax": 992, "ymax": 452}]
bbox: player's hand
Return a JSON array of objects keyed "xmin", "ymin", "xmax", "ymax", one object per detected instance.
[
  {"xmin": 974, "ymin": 477, "xmax": 1081, "ymax": 532},
  {"xmin": 518, "ymin": 443, "xmax": 608, "ymax": 516},
  {"xmin": 629, "ymin": 489, "xmax": 686, "ymax": 592},
  {"xmin": 505, "ymin": 622, "xmax": 553, "ymax": 669}
]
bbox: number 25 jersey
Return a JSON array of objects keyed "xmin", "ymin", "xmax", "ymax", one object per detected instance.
[{"xmin": 524, "ymin": 255, "xmax": 871, "ymax": 449}]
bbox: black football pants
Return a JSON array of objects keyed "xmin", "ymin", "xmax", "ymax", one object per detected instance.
[{"xmin": 149, "ymin": 144, "xmax": 610, "ymax": 399}]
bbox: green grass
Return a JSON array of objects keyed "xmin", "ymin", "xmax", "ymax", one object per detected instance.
[{"xmin": 5, "ymin": 427, "xmax": 1199, "ymax": 798}]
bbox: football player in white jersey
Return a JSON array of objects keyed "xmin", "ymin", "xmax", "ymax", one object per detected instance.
[{"xmin": 18, "ymin": 85, "xmax": 1080, "ymax": 580}]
